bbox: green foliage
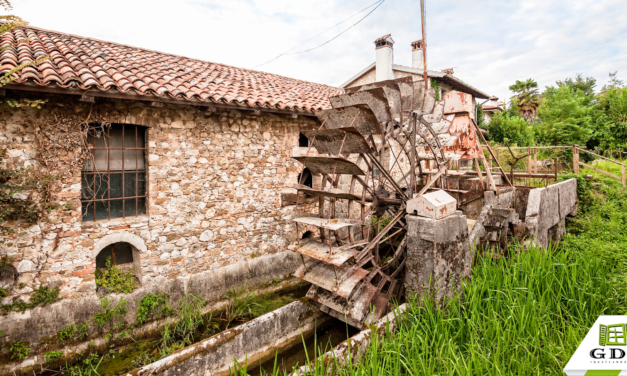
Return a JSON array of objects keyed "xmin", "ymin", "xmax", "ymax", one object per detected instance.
[
  {"xmin": 0, "ymin": 254, "xmax": 8, "ymax": 267},
  {"xmin": 0, "ymin": 286, "xmax": 8, "ymax": 298},
  {"xmin": 0, "ymin": 285, "xmax": 60, "ymax": 315},
  {"xmin": 136, "ymin": 293, "xmax": 173, "ymax": 326},
  {"xmin": 64, "ymin": 353, "xmax": 103, "ymax": 376},
  {"xmin": 95, "ymin": 256, "xmax": 137, "ymax": 294},
  {"xmin": 486, "ymin": 112, "xmax": 536, "ymax": 146},
  {"xmin": 223, "ymin": 289, "xmax": 261, "ymax": 329},
  {"xmin": 172, "ymin": 292, "xmax": 205, "ymax": 345},
  {"xmin": 92, "ymin": 297, "xmax": 127, "ymax": 332},
  {"xmin": 475, "ymin": 103, "xmax": 486, "ymax": 129},
  {"xmin": 44, "ymin": 350, "xmax": 63, "ymax": 362},
  {"xmin": 429, "ymin": 77, "xmax": 441, "ymax": 101},
  {"xmin": 58, "ymin": 324, "xmax": 76, "ymax": 342},
  {"xmin": 557, "ymin": 73, "xmax": 597, "ymax": 98},
  {"xmin": 594, "ymin": 86, "xmax": 627, "ymax": 150},
  {"xmin": 78, "ymin": 322, "xmax": 89, "ymax": 340},
  {"xmin": 9, "ymin": 340, "xmax": 29, "ymax": 361},
  {"xmin": 537, "ymin": 85, "xmax": 594, "ymax": 145}
]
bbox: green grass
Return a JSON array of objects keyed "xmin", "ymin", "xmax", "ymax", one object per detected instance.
[
  {"xmin": 585, "ymin": 158, "xmax": 626, "ymax": 180},
  {"xmin": 236, "ymin": 173, "xmax": 627, "ymax": 376}
]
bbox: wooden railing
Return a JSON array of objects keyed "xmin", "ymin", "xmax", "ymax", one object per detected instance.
[
  {"xmin": 479, "ymin": 145, "xmax": 626, "ymax": 187},
  {"xmin": 573, "ymin": 146, "xmax": 626, "ymax": 186}
]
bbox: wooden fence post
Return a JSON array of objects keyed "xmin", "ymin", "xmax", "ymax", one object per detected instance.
[
  {"xmin": 527, "ymin": 147, "xmax": 532, "ymax": 174},
  {"xmin": 573, "ymin": 145, "xmax": 580, "ymax": 173}
]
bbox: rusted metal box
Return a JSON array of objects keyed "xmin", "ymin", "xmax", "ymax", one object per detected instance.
[
  {"xmin": 406, "ymin": 190, "xmax": 457, "ymax": 219},
  {"xmin": 443, "ymin": 91, "xmax": 474, "ymax": 115}
]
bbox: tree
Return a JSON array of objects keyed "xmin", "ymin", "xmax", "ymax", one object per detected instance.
[
  {"xmin": 594, "ymin": 85, "xmax": 627, "ymax": 150},
  {"xmin": 486, "ymin": 112, "xmax": 536, "ymax": 147},
  {"xmin": 509, "ymin": 79, "xmax": 541, "ymax": 123},
  {"xmin": 536, "ymin": 86, "xmax": 593, "ymax": 146},
  {"xmin": 556, "ymin": 74, "xmax": 597, "ymax": 103}
]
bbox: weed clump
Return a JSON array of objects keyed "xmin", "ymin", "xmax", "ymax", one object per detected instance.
[
  {"xmin": 0, "ymin": 285, "xmax": 60, "ymax": 315},
  {"xmin": 44, "ymin": 350, "xmax": 63, "ymax": 362},
  {"xmin": 9, "ymin": 341, "xmax": 29, "ymax": 361},
  {"xmin": 95, "ymin": 257, "xmax": 137, "ymax": 294},
  {"xmin": 136, "ymin": 293, "xmax": 173, "ymax": 326}
]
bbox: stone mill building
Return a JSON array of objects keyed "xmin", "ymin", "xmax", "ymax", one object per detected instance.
[
  {"xmin": 0, "ymin": 24, "xmax": 341, "ymax": 301},
  {"xmin": 0, "ymin": 26, "xmax": 499, "ymax": 374}
]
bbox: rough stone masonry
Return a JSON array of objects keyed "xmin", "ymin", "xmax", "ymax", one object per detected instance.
[{"xmin": 0, "ymin": 92, "xmax": 321, "ymax": 301}]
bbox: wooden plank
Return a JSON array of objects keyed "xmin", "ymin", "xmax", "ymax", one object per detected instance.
[
  {"xmin": 474, "ymin": 158, "xmax": 484, "ymax": 185},
  {"xmin": 294, "ymin": 240, "xmax": 362, "ymax": 266},
  {"xmin": 579, "ymin": 162, "xmax": 622, "ymax": 181},
  {"xmin": 573, "ymin": 146, "xmax": 579, "ymax": 173},
  {"xmin": 292, "ymin": 216, "xmax": 366, "ymax": 230}
]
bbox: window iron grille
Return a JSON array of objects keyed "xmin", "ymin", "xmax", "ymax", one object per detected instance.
[{"xmin": 81, "ymin": 124, "xmax": 147, "ymax": 221}]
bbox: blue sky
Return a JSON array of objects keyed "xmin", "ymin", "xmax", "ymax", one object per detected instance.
[{"xmin": 14, "ymin": 0, "xmax": 627, "ymax": 102}]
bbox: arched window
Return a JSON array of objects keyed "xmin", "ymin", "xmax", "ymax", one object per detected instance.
[
  {"xmin": 297, "ymin": 168, "xmax": 313, "ymax": 188},
  {"xmin": 298, "ymin": 132, "xmax": 310, "ymax": 147},
  {"xmin": 96, "ymin": 242, "xmax": 134, "ymax": 268}
]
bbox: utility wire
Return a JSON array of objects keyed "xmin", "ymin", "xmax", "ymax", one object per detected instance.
[{"xmin": 252, "ymin": 0, "xmax": 385, "ymax": 69}]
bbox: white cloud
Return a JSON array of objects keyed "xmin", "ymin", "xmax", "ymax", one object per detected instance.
[{"xmin": 12, "ymin": 0, "xmax": 627, "ymax": 102}]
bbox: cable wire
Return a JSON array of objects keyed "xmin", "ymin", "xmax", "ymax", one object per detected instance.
[{"xmin": 252, "ymin": 0, "xmax": 385, "ymax": 69}]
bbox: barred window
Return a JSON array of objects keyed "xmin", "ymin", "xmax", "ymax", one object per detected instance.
[{"xmin": 81, "ymin": 124, "xmax": 147, "ymax": 221}]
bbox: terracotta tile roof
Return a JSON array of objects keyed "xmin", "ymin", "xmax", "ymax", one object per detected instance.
[{"xmin": 0, "ymin": 25, "xmax": 342, "ymax": 112}]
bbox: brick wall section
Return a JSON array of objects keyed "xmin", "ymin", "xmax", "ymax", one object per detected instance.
[{"xmin": 0, "ymin": 93, "xmax": 320, "ymax": 300}]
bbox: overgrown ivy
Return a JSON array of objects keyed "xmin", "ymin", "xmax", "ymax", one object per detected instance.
[
  {"xmin": 0, "ymin": 148, "xmax": 62, "ymax": 234},
  {"xmin": 430, "ymin": 77, "xmax": 441, "ymax": 101}
]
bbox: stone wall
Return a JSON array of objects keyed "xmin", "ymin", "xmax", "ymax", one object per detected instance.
[
  {"xmin": 525, "ymin": 178, "xmax": 578, "ymax": 249},
  {"xmin": 0, "ymin": 92, "xmax": 321, "ymax": 301}
]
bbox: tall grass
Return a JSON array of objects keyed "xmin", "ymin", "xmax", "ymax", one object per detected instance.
[{"xmin": 237, "ymin": 174, "xmax": 627, "ymax": 376}]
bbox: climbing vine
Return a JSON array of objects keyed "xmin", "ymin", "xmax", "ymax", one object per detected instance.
[{"xmin": 430, "ymin": 77, "xmax": 442, "ymax": 101}]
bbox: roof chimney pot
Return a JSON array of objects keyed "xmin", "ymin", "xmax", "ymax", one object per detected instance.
[{"xmin": 374, "ymin": 34, "xmax": 394, "ymax": 82}]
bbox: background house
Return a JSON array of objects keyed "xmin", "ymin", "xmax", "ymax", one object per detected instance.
[
  {"xmin": 481, "ymin": 96, "xmax": 505, "ymax": 124},
  {"xmin": 341, "ymin": 34, "xmax": 490, "ymax": 106}
]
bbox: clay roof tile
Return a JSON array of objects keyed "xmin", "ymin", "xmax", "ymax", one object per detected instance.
[{"xmin": 3, "ymin": 24, "xmax": 341, "ymax": 112}]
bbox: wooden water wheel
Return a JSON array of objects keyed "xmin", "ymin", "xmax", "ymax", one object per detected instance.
[{"xmin": 291, "ymin": 76, "xmax": 455, "ymax": 328}]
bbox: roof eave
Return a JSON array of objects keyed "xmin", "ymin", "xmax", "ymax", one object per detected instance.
[{"xmin": 5, "ymin": 82, "xmax": 320, "ymax": 117}]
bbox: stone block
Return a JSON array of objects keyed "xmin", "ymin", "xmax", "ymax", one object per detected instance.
[
  {"xmin": 406, "ymin": 190, "xmax": 457, "ymax": 219},
  {"xmin": 405, "ymin": 211, "xmax": 470, "ymax": 304}
]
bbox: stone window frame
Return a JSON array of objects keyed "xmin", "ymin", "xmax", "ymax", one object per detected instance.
[{"xmin": 81, "ymin": 123, "xmax": 148, "ymax": 221}]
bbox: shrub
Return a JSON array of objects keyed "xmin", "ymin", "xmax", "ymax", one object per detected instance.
[
  {"xmin": 95, "ymin": 257, "xmax": 136, "ymax": 294},
  {"xmin": 487, "ymin": 112, "xmax": 536, "ymax": 147}
]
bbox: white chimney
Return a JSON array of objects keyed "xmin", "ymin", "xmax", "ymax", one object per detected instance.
[
  {"xmin": 411, "ymin": 40, "xmax": 424, "ymax": 69},
  {"xmin": 374, "ymin": 34, "xmax": 394, "ymax": 82}
]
